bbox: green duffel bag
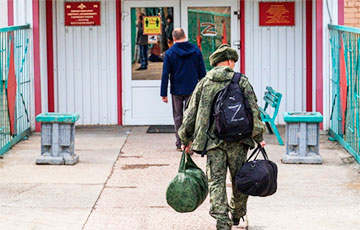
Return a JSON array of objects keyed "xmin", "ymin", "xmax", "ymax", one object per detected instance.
[{"xmin": 166, "ymin": 151, "xmax": 208, "ymax": 213}]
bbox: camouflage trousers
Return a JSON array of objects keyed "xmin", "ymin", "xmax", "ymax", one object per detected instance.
[{"xmin": 206, "ymin": 142, "xmax": 249, "ymax": 230}]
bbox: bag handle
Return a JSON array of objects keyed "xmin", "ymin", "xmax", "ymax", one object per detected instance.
[
  {"xmin": 259, "ymin": 146, "xmax": 269, "ymax": 161},
  {"xmin": 179, "ymin": 151, "xmax": 200, "ymax": 172},
  {"xmin": 246, "ymin": 145, "xmax": 260, "ymax": 162},
  {"xmin": 178, "ymin": 151, "xmax": 186, "ymax": 173},
  {"xmin": 246, "ymin": 144, "xmax": 269, "ymax": 162}
]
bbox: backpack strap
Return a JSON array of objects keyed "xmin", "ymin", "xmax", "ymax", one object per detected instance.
[{"xmin": 232, "ymin": 72, "xmax": 242, "ymax": 84}]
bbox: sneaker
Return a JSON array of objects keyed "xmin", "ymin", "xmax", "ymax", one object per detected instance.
[{"xmin": 176, "ymin": 146, "xmax": 182, "ymax": 152}]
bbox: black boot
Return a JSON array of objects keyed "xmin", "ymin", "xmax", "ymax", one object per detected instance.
[{"xmin": 232, "ymin": 216, "xmax": 244, "ymax": 226}]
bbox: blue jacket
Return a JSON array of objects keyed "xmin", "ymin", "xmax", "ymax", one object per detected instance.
[{"xmin": 160, "ymin": 42, "xmax": 206, "ymax": 97}]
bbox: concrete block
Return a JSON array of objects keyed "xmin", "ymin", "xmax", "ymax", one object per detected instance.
[
  {"xmin": 36, "ymin": 113, "xmax": 79, "ymax": 165},
  {"xmin": 281, "ymin": 152, "xmax": 323, "ymax": 164},
  {"xmin": 282, "ymin": 112, "xmax": 323, "ymax": 164}
]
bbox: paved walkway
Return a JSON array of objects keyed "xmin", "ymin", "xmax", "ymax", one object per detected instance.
[{"xmin": 0, "ymin": 126, "xmax": 359, "ymax": 230}]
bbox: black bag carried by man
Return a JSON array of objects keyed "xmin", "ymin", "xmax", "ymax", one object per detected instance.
[
  {"xmin": 235, "ymin": 145, "xmax": 277, "ymax": 197},
  {"xmin": 166, "ymin": 151, "xmax": 208, "ymax": 212}
]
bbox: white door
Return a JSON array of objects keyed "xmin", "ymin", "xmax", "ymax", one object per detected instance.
[
  {"xmin": 123, "ymin": 1, "xmax": 180, "ymax": 125},
  {"xmin": 123, "ymin": 0, "xmax": 240, "ymax": 125},
  {"xmin": 181, "ymin": 0, "xmax": 240, "ymax": 72}
]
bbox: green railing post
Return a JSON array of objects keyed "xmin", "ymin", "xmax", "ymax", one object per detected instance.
[
  {"xmin": 328, "ymin": 24, "xmax": 360, "ymax": 164},
  {"xmin": 0, "ymin": 24, "xmax": 31, "ymax": 156}
]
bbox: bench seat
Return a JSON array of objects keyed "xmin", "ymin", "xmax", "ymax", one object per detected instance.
[{"xmin": 259, "ymin": 87, "xmax": 284, "ymax": 145}]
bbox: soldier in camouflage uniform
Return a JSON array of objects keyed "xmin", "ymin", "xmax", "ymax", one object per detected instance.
[{"xmin": 178, "ymin": 44, "xmax": 265, "ymax": 230}]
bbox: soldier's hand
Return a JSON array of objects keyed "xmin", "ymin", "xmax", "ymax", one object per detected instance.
[
  {"xmin": 260, "ymin": 141, "xmax": 266, "ymax": 148},
  {"xmin": 181, "ymin": 144, "xmax": 192, "ymax": 155},
  {"xmin": 162, "ymin": 97, "xmax": 168, "ymax": 103}
]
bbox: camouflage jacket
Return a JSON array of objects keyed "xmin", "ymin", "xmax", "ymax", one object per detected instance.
[{"xmin": 178, "ymin": 66, "xmax": 264, "ymax": 152}]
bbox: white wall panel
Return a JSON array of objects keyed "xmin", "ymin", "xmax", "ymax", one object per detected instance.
[
  {"xmin": 245, "ymin": 0, "xmax": 306, "ymax": 124},
  {"xmin": 0, "ymin": 1, "xmax": 8, "ymax": 27},
  {"xmin": 54, "ymin": 0, "xmax": 118, "ymax": 125},
  {"xmin": 39, "ymin": 0, "xmax": 48, "ymax": 113},
  {"xmin": 323, "ymin": 0, "xmax": 338, "ymax": 130}
]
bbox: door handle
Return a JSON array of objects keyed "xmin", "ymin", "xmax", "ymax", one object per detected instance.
[
  {"xmin": 122, "ymin": 42, "xmax": 129, "ymax": 50},
  {"xmin": 123, "ymin": 108, "xmax": 130, "ymax": 115}
]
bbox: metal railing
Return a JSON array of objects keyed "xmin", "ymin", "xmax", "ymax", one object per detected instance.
[
  {"xmin": 0, "ymin": 25, "xmax": 31, "ymax": 156},
  {"xmin": 329, "ymin": 24, "xmax": 360, "ymax": 164}
]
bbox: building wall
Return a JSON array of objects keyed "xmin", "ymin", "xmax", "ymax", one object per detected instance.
[
  {"xmin": 245, "ymin": 0, "xmax": 307, "ymax": 125},
  {"xmin": 53, "ymin": 0, "xmax": 118, "ymax": 125},
  {"xmin": 0, "ymin": 1, "xmax": 8, "ymax": 27},
  {"xmin": 344, "ymin": 0, "xmax": 360, "ymax": 27}
]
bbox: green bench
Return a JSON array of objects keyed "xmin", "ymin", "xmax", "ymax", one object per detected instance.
[{"xmin": 259, "ymin": 87, "xmax": 284, "ymax": 145}]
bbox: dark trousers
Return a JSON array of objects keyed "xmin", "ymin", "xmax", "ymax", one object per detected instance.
[
  {"xmin": 139, "ymin": 45, "xmax": 148, "ymax": 68},
  {"xmin": 172, "ymin": 95, "xmax": 190, "ymax": 148}
]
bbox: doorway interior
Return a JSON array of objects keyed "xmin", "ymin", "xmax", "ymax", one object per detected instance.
[{"xmin": 122, "ymin": 0, "xmax": 240, "ymax": 125}]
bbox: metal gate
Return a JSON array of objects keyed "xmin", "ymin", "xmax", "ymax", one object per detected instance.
[
  {"xmin": 0, "ymin": 25, "xmax": 31, "ymax": 156},
  {"xmin": 329, "ymin": 25, "xmax": 360, "ymax": 164}
]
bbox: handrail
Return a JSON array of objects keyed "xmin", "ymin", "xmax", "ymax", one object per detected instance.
[
  {"xmin": 328, "ymin": 24, "xmax": 360, "ymax": 164},
  {"xmin": 328, "ymin": 24, "xmax": 360, "ymax": 34},
  {"xmin": 0, "ymin": 24, "xmax": 31, "ymax": 33},
  {"xmin": 0, "ymin": 23, "xmax": 31, "ymax": 156}
]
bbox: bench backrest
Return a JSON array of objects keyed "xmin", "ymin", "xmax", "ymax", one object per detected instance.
[{"xmin": 263, "ymin": 86, "xmax": 282, "ymax": 119}]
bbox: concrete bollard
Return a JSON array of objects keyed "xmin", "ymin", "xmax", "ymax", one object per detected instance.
[
  {"xmin": 282, "ymin": 112, "xmax": 323, "ymax": 164},
  {"xmin": 36, "ymin": 113, "xmax": 80, "ymax": 165}
]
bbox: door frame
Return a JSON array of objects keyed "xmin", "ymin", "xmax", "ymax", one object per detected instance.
[
  {"xmin": 122, "ymin": 0, "xmax": 180, "ymax": 125},
  {"xmin": 122, "ymin": 0, "xmax": 240, "ymax": 125}
]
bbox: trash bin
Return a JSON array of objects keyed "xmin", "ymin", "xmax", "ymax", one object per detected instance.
[
  {"xmin": 282, "ymin": 112, "xmax": 323, "ymax": 164},
  {"xmin": 36, "ymin": 113, "xmax": 80, "ymax": 165}
]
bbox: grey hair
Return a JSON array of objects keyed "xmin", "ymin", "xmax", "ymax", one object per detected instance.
[{"xmin": 172, "ymin": 28, "xmax": 185, "ymax": 40}]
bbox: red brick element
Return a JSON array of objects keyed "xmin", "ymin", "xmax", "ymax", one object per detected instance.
[{"xmin": 344, "ymin": 0, "xmax": 360, "ymax": 27}]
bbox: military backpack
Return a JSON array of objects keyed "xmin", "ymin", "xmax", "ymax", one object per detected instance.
[{"xmin": 211, "ymin": 72, "xmax": 253, "ymax": 141}]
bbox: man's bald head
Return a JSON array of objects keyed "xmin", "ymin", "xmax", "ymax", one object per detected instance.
[{"xmin": 172, "ymin": 28, "xmax": 186, "ymax": 42}]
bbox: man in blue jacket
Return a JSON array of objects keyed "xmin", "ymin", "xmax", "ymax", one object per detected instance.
[{"xmin": 161, "ymin": 28, "xmax": 206, "ymax": 151}]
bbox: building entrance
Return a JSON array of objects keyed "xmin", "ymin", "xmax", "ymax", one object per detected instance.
[{"xmin": 123, "ymin": 0, "xmax": 239, "ymax": 125}]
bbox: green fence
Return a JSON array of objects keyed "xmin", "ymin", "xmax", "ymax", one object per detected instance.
[
  {"xmin": 329, "ymin": 24, "xmax": 360, "ymax": 164},
  {"xmin": 0, "ymin": 25, "xmax": 31, "ymax": 156}
]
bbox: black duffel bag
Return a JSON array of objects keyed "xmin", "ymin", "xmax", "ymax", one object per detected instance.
[{"xmin": 235, "ymin": 145, "xmax": 277, "ymax": 197}]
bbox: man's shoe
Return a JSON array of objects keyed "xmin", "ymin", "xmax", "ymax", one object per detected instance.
[
  {"xmin": 135, "ymin": 67, "xmax": 147, "ymax": 71},
  {"xmin": 176, "ymin": 147, "xmax": 182, "ymax": 152}
]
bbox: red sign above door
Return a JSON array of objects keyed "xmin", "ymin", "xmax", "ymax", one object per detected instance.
[
  {"xmin": 259, "ymin": 2, "xmax": 295, "ymax": 26},
  {"xmin": 65, "ymin": 2, "xmax": 101, "ymax": 26}
]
